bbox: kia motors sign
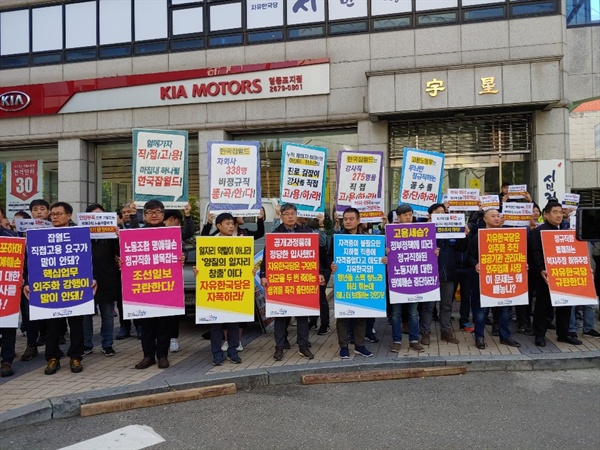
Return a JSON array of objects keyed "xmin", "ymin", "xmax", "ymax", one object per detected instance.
[
  {"xmin": 0, "ymin": 91, "xmax": 30, "ymax": 112},
  {"xmin": 6, "ymin": 160, "xmax": 43, "ymax": 218}
]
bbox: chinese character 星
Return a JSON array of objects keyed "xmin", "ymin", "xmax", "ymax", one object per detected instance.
[
  {"xmin": 479, "ymin": 77, "xmax": 499, "ymax": 95},
  {"xmin": 425, "ymin": 79, "xmax": 446, "ymax": 97}
]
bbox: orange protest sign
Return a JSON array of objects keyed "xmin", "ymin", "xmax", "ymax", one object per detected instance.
[
  {"xmin": 478, "ymin": 228, "xmax": 528, "ymax": 307},
  {"xmin": 541, "ymin": 230, "xmax": 596, "ymax": 306}
]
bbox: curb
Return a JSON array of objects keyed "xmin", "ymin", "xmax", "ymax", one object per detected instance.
[{"xmin": 2, "ymin": 350, "xmax": 599, "ymax": 431}]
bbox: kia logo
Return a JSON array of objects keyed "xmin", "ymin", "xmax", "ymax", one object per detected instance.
[{"xmin": 0, "ymin": 91, "xmax": 30, "ymax": 112}]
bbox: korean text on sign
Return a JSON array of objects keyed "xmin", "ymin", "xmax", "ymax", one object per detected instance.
[
  {"xmin": 208, "ymin": 141, "xmax": 262, "ymax": 217},
  {"xmin": 385, "ymin": 223, "xmax": 440, "ymax": 304},
  {"xmin": 280, "ymin": 142, "xmax": 327, "ymax": 218},
  {"xmin": 6, "ymin": 160, "xmax": 43, "ymax": 218},
  {"xmin": 502, "ymin": 203, "xmax": 533, "ymax": 227},
  {"xmin": 431, "ymin": 214, "xmax": 466, "ymax": 239},
  {"xmin": 447, "ymin": 189, "xmax": 480, "ymax": 212},
  {"xmin": 541, "ymin": 230, "xmax": 596, "ymax": 307},
  {"xmin": 478, "ymin": 228, "xmax": 528, "ymax": 307},
  {"xmin": 480, "ymin": 195, "xmax": 500, "ymax": 211},
  {"xmin": 333, "ymin": 235, "xmax": 387, "ymax": 318},
  {"xmin": 399, "ymin": 148, "xmax": 445, "ymax": 216},
  {"xmin": 27, "ymin": 227, "xmax": 95, "ymax": 320},
  {"xmin": 265, "ymin": 233, "xmax": 320, "ymax": 317},
  {"xmin": 119, "ymin": 227, "xmax": 184, "ymax": 319},
  {"xmin": 0, "ymin": 237, "xmax": 26, "ymax": 328},
  {"xmin": 77, "ymin": 212, "xmax": 118, "ymax": 239},
  {"xmin": 195, "ymin": 236, "xmax": 255, "ymax": 324}
]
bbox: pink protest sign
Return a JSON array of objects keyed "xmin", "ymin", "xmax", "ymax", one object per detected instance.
[{"xmin": 119, "ymin": 227, "xmax": 184, "ymax": 319}]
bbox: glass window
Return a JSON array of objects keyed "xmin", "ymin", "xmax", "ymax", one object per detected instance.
[
  {"xmin": 511, "ymin": 1, "xmax": 556, "ymax": 16},
  {"xmin": 329, "ymin": 21, "xmax": 368, "ymax": 34},
  {"xmin": 247, "ymin": 0, "xmax": 284, "ymax": 29},
  {"xmin": 99, "ymin": 45, "xmax": 132, "ymax": 58},
  {"xmin": 247, "ymin": 30, "xmax": 283, "ymax": 43},
  {"xmin": 288, "ymin": 26, "xmax": 325, "ymax": 38},
  {"xmin": 372, "ymin": 17, "xmax": 412, "ymax": 30},
  {"xmin": 172, "ymin": 7, "xmax": 204, "ymax": 35},
  {"xmin": 170, "ymin": 38, "xmax": 204, "ymax": 51},
  {"xmin": 65, "ymin": 48, "xmax": 97, "ymax": 62},
  {"xmin": 567, "ymin": 0, "xmax": 600, "ymax": 26},
  {"xmin": 417, "ymin": 11, "xmax": 458, "ymax": 25},
  {"xmin": 209, "ymin": 34, "xmax": 243, "ymax": 46},
  {"xmin": 172, "ymin": 0, "xmax": 203, "ymax": 4},
  {"xmin": 1, "ymin": 10, "xmax": 30, "ymax": 55},
  {"xmin": 135, "ymin": 0, "xmax": 168, "ymax": 41},
  {"xmin": 100, "ymin": 0, "xmax": 132, "ymax": 45},
  {"xmin": 463, "ymin": 6, "xmax": 505, "ymax": 21},
  {"xmin": 32, "ymin": 6, "xmax": 63, "ymax": 52},
  {"xmin": 0, "ymin": 55, "xmax": 29, "ymax": 69},
  {"xmin": 416, "ymin": 0, "xmax": 457, "ymax": 11},
  {"xmin": 66, "ymin": 2, "xmax": 97, "ymax": 49},
  {"xmin": 569, "ymin": 98, "xmax": 600, "ymax": 159},
  {"xmin": 462, "ymin": 0, "xmax": 502, "ymax": 5},
  {"xmin": 210, "ymin": 3, "xmax": 242, "ymax": 31}
]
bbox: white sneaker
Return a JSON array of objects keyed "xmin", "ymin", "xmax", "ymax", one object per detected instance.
[
  {"xmin": 221, "ymin": 341, "xmax": 229, "ymax": 351},
  {"xmin": 236, "ymin": 343, "xmax": 244, "ymax": 352},
  {"xmin": 169, "ymin": 338, "xmax": 180, "ymax": 352}
]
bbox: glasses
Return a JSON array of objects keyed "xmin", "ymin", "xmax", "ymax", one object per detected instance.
[
  {"xmin": 50, "ymin": 212, "xmax": 67, "ymax": 217},
  {"xmin": 281, "ymin": 212, "xmax": 297, "ymax": 217},
  {"xmin": 144, "ymin": 210, "xmax": 164, "ymax": 216}
]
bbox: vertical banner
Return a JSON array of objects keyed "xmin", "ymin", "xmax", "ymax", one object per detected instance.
[
  {"xmin": 478, "ymin": 228, "xmax": 528, "ymax": 307},
  {"xmin": 399, "ymin": 148, "xmax": 444, "ymax": 217},
  {"xmin": 208, "ymin": 141, "xmax": 262, "ymax": 217},
  {"xmin": 431, "ymin": 214, "xmax": 466, "ymax": 239},
  {"xmin": 536, "ymin": 159, "xmax": 565, "ymax": 207},
  {"xmin": 120, "ymin": 227, "xmax": 184, "ymax": 318},
  {"xmin": 27, "ymin": 227, "xmax": 95, "ymax": 320},
  {"xmin": 195, "ymin": 236, "xmax": 255, "ymax": 324},
  {"xmin": 0, "ymin": 237, "xmax": 26, "ymax": 328},
  {"xmin": 264, "ymin": 233, "xmax": 320, "ymax": 316},
  {"xmin": 501, "ymin": 203, "xmax": 533, "ymax": 227},
  {"xmin": 447, "ymin": 188, "xmax": 480, "ymax": 212},
  {"xmin": 6, "ymin": 160, "xmax": 43, "ymax": 218},
  {"xmin": 385, "ymin": 223, "xmax": 440, "ymax": 303},
  {"xmin": 336, "ymin": 151, "xmax": 384, "ymax": 223},
  {"xmin": 333, "ymin": 235, "xmax": 387, "ymax": 318},
  {"xmin": 541, "ymin": 230, "xmax": 597, "ymax": 306},
  {"xmin": 76, "ymin": 212, "xmax": 118, "ymax": 239},
  {"xmin": 132, "ymin": 129, "xmax": 189, "ymax": 209},
  {"xmin": 253, "ymin": 249, "xmax": 275, "ymax": 333},
  {"xmin": 280, "ymin": 142, "xmax": 327, "ymax": 218}
]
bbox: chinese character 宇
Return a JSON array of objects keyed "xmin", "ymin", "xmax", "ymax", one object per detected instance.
[{"xmin": 425, "ymin": 79, "xmax": 446, "ymax": 97}]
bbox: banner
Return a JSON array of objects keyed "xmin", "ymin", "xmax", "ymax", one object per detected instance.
[
  {"xmin": 27, "ymin": 227, "xmax": 95, "ymax": 320},
  {"xmin": 562, "ymin": 193, "xmax": 580, "ymax": 209},
  {"xmin": 386, "ymin": 223, "xmax": 440, "ymax": 303},
  {"xmin": 14, "ymin": 218, "xmax": 52, "ymax": 233},
  {"xmin": 478, "ymin": 228, "xmax": 528, "ymax": 307},
  {"xmin": 333, "ymin": 235, "xmax": 387, "ymax": 318},
  {"xmin": 0, "ymin": 237, "xmax": 26, "ymax": 328},
  {"xmin": 120, "ymin": 227, "xmax": 184, "ymax": 318},
  {"xmin": 336, "ymin": 151, "xmax": 384, "ymax": 223},
  {"xmin": 132, "ymin": 129, "xmax": 189, "ymax": 209},
  {"xmin": 502, "ymin": 203, "xmax": 533, "ymax": 227},
  {"xmin": 208, "ymin": 141, "xmax": 262, "ymax": 217},
  {"xmin": 280, "ymin": 143, "xmax": 327, "ymax": 218},
  {"xmin": 480, "ymin": 194, "xmax": 500, "ymax": 211},
  {"xmin": 536, "ymin": 159, "xmax": 565, "ymax": 208},
  {"xmin": 507, "ymin": 184, "xmax": 527, "ymax": 200},
  {"xmin": 253, "ymin": 249, "xmax": 274, "ymax": 333},
  {"xmin": 431, "ymin": 214, "xmax": 466, "ymax": 239},
  {"xmin": 264, "ymin": 233, "xmax": 320, "ymax": 316},
  {"xmin": 6, "ymin": 160, "xmax": 43, "ymax": 218},
  {"xmin": 195, "ymin": 236, "xmax": 255, "ymax": 324},
  {"xmin": 541, "ymin": 230, "xmax": 597, "ymax": 306},
  {"xmin": 76, "ymin": 212, "xmax": 118, "ymax": 239},
  {"xmin": 447, "ymin": 189, "xmax": 479, "ymax": 212},
  {"xmin": 399, "ymin": 148, "xmax": 444, "ymax": 217}
]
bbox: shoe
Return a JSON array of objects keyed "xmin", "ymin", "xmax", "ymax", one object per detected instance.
[
  {"xmin": 1, "ymin": 362, "xmax": 14, "ymax": 378},
  {"xmin": 340, "ymin": 347, "xmax": 350, "ymax": 359},
  {"xmin": 535, "ymin": 336, "xmax": 546, "ymax": 347},
  {"xmin": 83, "ymin": 346, "xmax": 93, "ymax": 356},
  {"xmin": 583, "ymin": 329, "xmax": 600, "ymax": 338},
  {"xmin": 59, "ymin": 335, "xmax": 67, "ymax": 345},
  {"xmin": 135, "ymin": 357, "xmax": 156, "ymax": 369},
  {"xmin": 354, "ymin": 346, "xmax": 373, "ymax": 357},
  {"xmin": 236, "ymin": 343, "xmax": 244, "ymax": 352},
  {"xmin": 475, "ymin": 337, "xmax": 486, "ymax": 349},
  {"xmin": 136, "ymin": 325, "xmax": 142, "ymax": 339},
  {"xmin": 228, "ymin": 353, "xmax": 242, "ymax": 364},
  {"xmin": 517, "ymin": 325, "xmax": 534, "ymax": 336},
  {"xmin": 102, "ymin": 346, "xmax": 116, "ymax": 357},
  {"xmin": 116, "ymin": 328, "xmax": 130, "ymax": 340},
  {"xmin": 460, "ymin": 323, "xmax": 475, "ymax": 333},
  {"xmin": 157, "ymin": 357, "xmax": 169, "ymax": 369},
  {"xmin": 212, "ymin": 353, "xmax": 225, "ymax": 366},
  {"xmin": 70, "ymin": 358, "xmax": 83, "ymax": 373},
  {"xmin": 21, "ymin": 345, "xmax": 39, "ymax": 361},
  {"xmin": 500, "ymin": 337, "xmax": 521, "ymax": 347},
  {"xmin": 317, "ymin": 325, "xmax": 331, "ymax": 335},
  {"xmin": 365, "ymin": 333, "xmax": 379, "ymax": 343},
  {"xmin": 169, "ymin": 338, "xmax": 180, "ymax": 353},
  {"xmin": 283, "ymin": 340, "xmax": 291, "ymax": 350},
  {"xmin": 298, "ymin": 346, "xmax": 314, "ymax": 359},
  {"xmin": 274, "ymin": 347, "xmax": 284, "ymax": 361},
  {"xmin": 421, "ymin": 332, "xmax": 431, "ymax": 346},
  {"xmin": 401, "ymin": 323, "xmax": 409, "ymax": 334},
  {"xmin": 547, "ymin": 322, "xmax": 556, "ymax": 330},
  {"xmin": 409, "ymin": 342, "xmax": 424, "ymax": 352},
  {"xmin": 440, "ymin": 330, "xmax": 460, "ymax": 344},
  {"xmin": 491, "ymin": 324, "xmax": 499, "ymax": 337},
  {"xmin": 308, "ymin": 320, "xmax": 318, "ymax": 330},
  {"xmin": 557, "ymin": 336, "xmax": 582, "ymax": 345},
  {"xmin": 36, "ymin": 337, "xmax": 46, "ymax": 347},
  {"xmin": 390, "ymin": 342, "xmax": 402, "ymax": 353},
  {"xmin": 44, "ymin": 358, "xmax": 60, "ymax": 375}
]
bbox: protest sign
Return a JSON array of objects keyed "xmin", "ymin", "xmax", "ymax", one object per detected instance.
[
  {"xmin": 0, "ymin": 237, "xmax": 26, "ymax": 328},
  {"xmin": 507, "ymin": 184, "xmax": 528, "ymax": 199},
  {"xmin": 336, "ymin": 151, "xmax": 384, "ymax": 222},
  {"xmin": 133, "ymin": 129, "xmax": 188, "ymax": 209},
  {"xmin": 14, "ymin": 218, "xmax": 52, "ymax": 233},
  {"xmin": 386, "ymin": 223, "xmax": 440, "ymax": 303},
  {"xmin": 478, "ymin": 228, "xmax": 528, "ymax": 307},
  {"xmin": 541, "ymin": 230, "xmax": 597, "ymax": 306},
  {"xmin": 6, "ymin": 160, "xmax": 43, "ymax": 218},
  {"xmin": 253, "ymin": 249, "xmax": 274, "ymax": 333},
  {"xmin": 77, "ymin": 212, "xmax": 118, "ymax": 239},
  {"xmin": 280, "ymin": 143, "xmax": 327, "ymax": 218},
  {"xmin": 195, "ymin": 236, "xmax": 255, "ymax": 324},
  {"xmin": 208, "ymin": 141, "xmax": 261, "ymax": 217},
  {"xmin": 502, "ymin": 203, "xmax": 533, "ymax": 227},
  {"xmin": 562, "ymin": 193, "xmax": 580, "ymax": 209},
  {"xmin": 333, "ymin": 235, "xmax": 386, "ymax": 318},
  {"xmin": 431, "ymin": 214, "xmax": 466, "ymax": 239},
  {"xmin": 447, "ymin": 189, "xmax": 480, "ymax": 212},
  {"xmin": 120, "ymin": 227, "xmax": 184, "ymax": 319},
  {"xmin": 399, "ymin": 148, "xmax": 444, "ymax": 217},
  {"xmin": 480, "ymin": 195, "xmax": 500, "ymax": 211},
  {"xmin": 264, "ymin": 233, "xmax": 320, "ymax": 316},
  {"xmin": 27, "ymin": 227, "xmax": 95, "ymax": 320}
]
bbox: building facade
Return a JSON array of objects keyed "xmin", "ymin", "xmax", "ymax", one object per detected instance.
[{"xmin": 0, "ymin": 0, "xmax": 599, "ymax": 216}]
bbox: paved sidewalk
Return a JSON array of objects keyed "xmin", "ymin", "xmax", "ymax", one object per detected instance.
[{"xmin": 2, "ymin": 300, "xmax": 600, "ymax": 420}]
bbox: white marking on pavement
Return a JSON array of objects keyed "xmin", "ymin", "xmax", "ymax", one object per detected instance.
[{"xmin": 59, "ymin": 425, "xmax": 165, "ymax": 449}]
